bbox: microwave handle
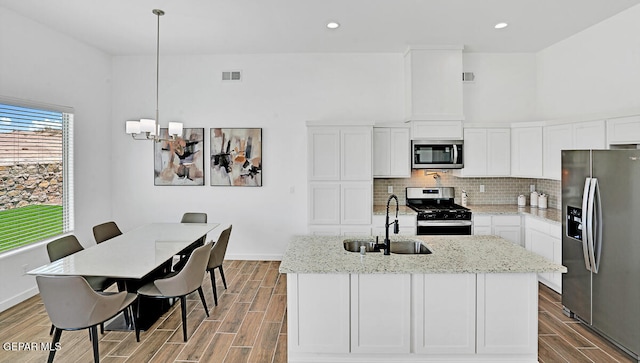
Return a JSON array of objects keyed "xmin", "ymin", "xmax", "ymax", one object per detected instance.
[{"xmin": 453, "ymin": 145, "xmax": 458, "ymax": 163}]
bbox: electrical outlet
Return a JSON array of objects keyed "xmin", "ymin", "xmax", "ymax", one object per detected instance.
[
  {"xmin": 22, "ymin": 264, "xmax": 29, "ymax": 275},
  {"xmin": 387, "ymin": 185, "xmax": 393, "ymax": 194},
  {"xmin": 480, "ymin": 185, "xmax": 485, "ymax": 193},
  {"xmin": 530, "ymin": 184, "xmax": 536, "ymax": 192}
]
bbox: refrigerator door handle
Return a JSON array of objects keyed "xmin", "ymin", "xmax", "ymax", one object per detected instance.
[
  {"xmin": 582, "ymin": 177, "xmax": 593, "ymax": 271},
  {"xmin": 589, "ymin": 178, "xmax": 603, "ymax": 274}
]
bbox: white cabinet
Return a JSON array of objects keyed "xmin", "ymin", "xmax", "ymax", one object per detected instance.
[
  {"xmin": 607, "ymin": 115, "xmax": 640, "ymax": 146},
  {"xmin": 410, "ymin": 120, "xmax": 463, "ymax": 140},
  {"xmin": 573, "ymin": 120, "xmax": 606, "ymax": 149},
  {"xmin": 350, "ymin": 274, "xmax": 411, "ymax": 353},
  {"xmin": 308, "ymin": 126, "xmax": 372, "ymax": 181},
  {"xmin": 543, "ymin": 121, "xmax": 605, "ymax": 180},
  {"xmin": 543, "ymin": 124, "xmax": 573, "ymax": 180},
  {"xmin": 524, "ymin": 216, "xmax": 562, "ymax": 293},
  {"xmin": 287, "ymin": 273, "xmax": 350, "ymax": 353},
  {"xmin": 473, "ymin": 214, "xmax": 522, "ymax": 247},
  {"xmin": 373, "ymin": 127, "xmax": 411, "ymax": 178},
  {"xmin": 477, "ymin": 273, "xmax": 538, "ymax": 355},
  {"xmin": 308, "ymin": 125, "xmax": 373, "ymax": 233},
  {"xmin": 413, "ymin": 274, "xmax": 476, "ymax": 354},
  {"xmin": 404, "ymin": 47, "xmax": 464, "ymax": 121},
  {"xmin": 511, "ymin": 126, "xmax": 543, "ymax": 178},
  {"xmin": 454, "ymin": 128, "xmax": 510, "ymax": 177},
  {"xmin": 371, "ymin": 214, "xmax": 417, "ymax": 236}
]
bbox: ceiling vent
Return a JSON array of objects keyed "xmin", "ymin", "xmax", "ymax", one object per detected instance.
[
  {"xmin": 222, "ymin": 70, "xmax": 242, "ymax": 82},
  {"xmin": 462, "ymin": 72, "xmax": 475, "ymax": 82}
]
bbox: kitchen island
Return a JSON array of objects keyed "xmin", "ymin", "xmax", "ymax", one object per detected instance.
[{"xmin": 279, "ymin": 235, "xmax": 566, "ymax": 363}]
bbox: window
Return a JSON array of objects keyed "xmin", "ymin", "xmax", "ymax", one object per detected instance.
[{"xmin": 0, "ymin": 98, "xmax": 73, "ymax": 253}]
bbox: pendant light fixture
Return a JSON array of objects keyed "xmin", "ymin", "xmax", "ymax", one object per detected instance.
[{"xmin": 125, "ymin": 9, "xmax": 183, "ymax": 141}]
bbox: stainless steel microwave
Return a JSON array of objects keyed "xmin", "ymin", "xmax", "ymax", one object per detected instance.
[{"xmin": 412, "ymin": 140, "xmax": 463, "ymax": 169}]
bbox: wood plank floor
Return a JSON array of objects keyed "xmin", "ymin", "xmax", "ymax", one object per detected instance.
[{"xmin": 0, "ymin": 261, "xmax": 636, "ymax": 363}]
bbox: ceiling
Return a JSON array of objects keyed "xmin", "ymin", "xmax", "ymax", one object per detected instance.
[{"xmin": 1, "ymin": 0, "xmax": 639, "ymax": 56}]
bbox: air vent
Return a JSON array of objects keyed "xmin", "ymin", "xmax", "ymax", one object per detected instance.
[
  {"xmin": 222, "ymin": 70, "xmax": 242, "ymax": 82},
  {"xmin": 462, "ymin": 72, "xmax": 475, "ymax": 82}
]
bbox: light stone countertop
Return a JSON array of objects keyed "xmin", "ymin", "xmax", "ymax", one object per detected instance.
[
  {"xmin": 468, "ymin": 205, "xmax": 562, "ymax": 224},
  {"xmin": 372, "ymin": 204, "xmax": 561, "ymax": 224},
  {"xmin": 279, "ymin": 234, "xmax": 567, "ymax": 275}
]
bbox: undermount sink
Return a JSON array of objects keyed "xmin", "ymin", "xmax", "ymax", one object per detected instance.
[
  {"xmin": 343, "ymin": 239, "xmax": 432, "ymax": 255},
  {"xmin": 343, "ymin": 239, "xmax": 380, "ymax": 253}
]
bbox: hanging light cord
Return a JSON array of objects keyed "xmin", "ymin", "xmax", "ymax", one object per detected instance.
[{"xmin": 153, "ymin": 9, "xmax": 164, "ymax": 131}]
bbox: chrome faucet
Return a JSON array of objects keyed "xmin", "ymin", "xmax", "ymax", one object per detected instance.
[{"xmin": 381, "ymin": 194, "xmax": 399, "ymax": 255}]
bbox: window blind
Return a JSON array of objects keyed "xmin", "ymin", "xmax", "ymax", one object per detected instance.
[{"xmin": 0, "ymin": 100, "xmax": 74, "ymax": 253}]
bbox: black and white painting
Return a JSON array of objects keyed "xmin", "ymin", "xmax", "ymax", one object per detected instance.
[{"xmin": 210, "ymin": 128, "xmax": 262, "ymax": 186}]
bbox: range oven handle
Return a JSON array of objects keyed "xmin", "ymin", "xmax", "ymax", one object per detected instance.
[{"xmin": 417, "ymin": 220, "xmax": 472, "ymax": 227}]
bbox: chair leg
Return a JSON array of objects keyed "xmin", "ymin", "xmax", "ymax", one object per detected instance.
[
  {"xmin": 47, "ymin": 328, "xmax": 62, "ymax": 363},
  {"xmin": 197, "ymin": 287, "xmax": 209, "ymax": 317},
  {"xmin": 90, "ymin": 325, "xmax": 99, "ymax": 363},
  {"xmin": 180, "ymin": 296, "xmax": 188, "ymax": 342},
  {"xmin": 130, "ymin": 305, "xmax": 140, "ymax": 342},
  {"xmin": 219, "ymin": 266, "xmax": 227, "ymax": 289},
  {"xmin": 49, "ymin": 324, "xmax": 54, "ymax": 335},
  {"xmin": 209, "ymin": 269, "xmax": 218, "ymax": 306},
  {"xmin": 135, "ymin": 298, "xmax": 141, "ymax": 342}
]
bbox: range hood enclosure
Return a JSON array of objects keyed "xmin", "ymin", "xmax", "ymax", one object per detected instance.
[{"xmin": 404, "ymin": 46, "xmax": 464, "ymax": 122}]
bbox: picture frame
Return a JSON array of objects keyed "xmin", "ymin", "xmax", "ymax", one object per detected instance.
[
  {"xmin": 154, "ymin": 128, "xmax": 205, "ymax": 186},
  {"xmin": 210, "ymin": 128, "xmax": 262, "ymax": 186}
]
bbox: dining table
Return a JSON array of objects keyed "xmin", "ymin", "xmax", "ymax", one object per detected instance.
[{"xmin": 28, "ymin": 222, "xmax": 220, "ymax": 330}]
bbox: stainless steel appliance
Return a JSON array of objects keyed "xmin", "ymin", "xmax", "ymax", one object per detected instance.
[
  {"xmin": 412, "ymin": 140, "xmax": 463, "ymax": 169},
  {"xmin": 562, "ymin": 149, "xmax": 640, "ymax": 360},
  {"xmin": 406, "ymin": 187, "xmax": 471, "ymax": 235}
]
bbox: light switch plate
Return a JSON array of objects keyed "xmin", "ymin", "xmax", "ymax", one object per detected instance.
[
  {"xmin": 388, "ymin": 185, "xmax": 393, "ymax": 194},
  {"xmin": 480, "ymin": 185, "xmax": 485, "ymax": 193}
]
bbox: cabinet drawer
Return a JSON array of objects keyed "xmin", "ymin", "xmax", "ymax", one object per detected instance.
[
  {"xmin": 492, "ymin": 215, "xmax": 521, "ymax": 226},
  {"xmin": 473, "ymin": 215, "xmax": 492, "ymax": 227},
  {"xmin": 548, "ymin": 223, "xmax": 562, "ymax": 239},
  {"xmin": 526, "ymin": 216, "xmax": 551, "ymax": 234}
]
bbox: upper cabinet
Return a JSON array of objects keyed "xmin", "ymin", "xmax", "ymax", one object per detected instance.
[
  {"xmin": 511, "ymin": 126, "xmax": 543, "ymax": 178},
  {"xmin": 607, "ymin": 116, "xmax": 640, "ymax": 146},
  {"xmin": 454, "ymin": 128, "xmax": 510, "ymax": 177},
  {"xmin": 373, "ymin": 127, "xmax": 411, "ymax": 178},
  {"xmin": 308, "ymin": 126, "xmax": 372, "ymax": 181},
  {"xmin": 543, "ymin": 120, "xmax": 606, "ymax": 180},
  {"xmin": 404, "ymin": 46, "xmax": 464, "ymax": 122}
]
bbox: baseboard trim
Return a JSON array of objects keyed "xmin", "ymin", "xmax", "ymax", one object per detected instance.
[{"xmin": 0, "ymin": 287, "xmax": 39, "ymax": 312}]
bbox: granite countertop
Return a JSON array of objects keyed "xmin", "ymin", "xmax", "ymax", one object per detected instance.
[
  {"xmin": 372, "ymin": 205, "xmax": 417, "ymax": 215},
  {"xmin": 468, "ymin": 205, "xmax": 562, "ymax": 224},
  {"xmin": 279, "ymin": 235, "xmax": 566, "ymax": 275}
]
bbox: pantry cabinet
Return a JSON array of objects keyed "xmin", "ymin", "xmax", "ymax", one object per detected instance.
[{"xmin": 307, "ymin": 125, "xmax": 373, "ymax": 233}]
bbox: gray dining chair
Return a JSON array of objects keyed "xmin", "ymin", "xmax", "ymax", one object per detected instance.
[
  {"xmin": 207, "ymin": 225, "xmax": 232, "ymax": 306},
  {"xmin": 92, "ymin": 221, "xmax": 123, "ymax": 244},
  {"xmin": 136, "ymin": 242, "xmax": 211, "ymax": 342},
  {"xmin": 36, "ymin": 275, "xmax": 138, "ymax": 363},
  {"xmin": 46, "ymin": 235, "xmax": 115, "ymax": 334},
  {"xmin": 173, "ymin": 212, "xmax": 208, "ymax": 271}
]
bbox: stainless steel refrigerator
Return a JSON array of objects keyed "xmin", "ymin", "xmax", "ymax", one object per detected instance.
[{"xmin": 562, "ymin": 149, "xmax": 640, "ymax": 360}]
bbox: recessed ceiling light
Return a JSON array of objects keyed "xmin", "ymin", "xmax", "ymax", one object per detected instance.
[
  {"xmin": 327, "ymin": 22, "xmax": 340, "ymax": 29},
  {"xmin": 494, "ymin": 22, "xmax": 508, "ymax": 29}
]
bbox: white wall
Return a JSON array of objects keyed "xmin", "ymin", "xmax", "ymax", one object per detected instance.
[
  {"xmin": 536, "ymin": 4, "xmax": 640, "ymax": 120},
  {"xmin": 0, "ymin": 7, "xmax": 113, "ymax": 310},
  {"xmin": 462, "ymin": 53, "xmax": 537, "ymax": 124},
  {"xmin": 110, "ymin": 53, "xmax": 404, "ymax": 260}
]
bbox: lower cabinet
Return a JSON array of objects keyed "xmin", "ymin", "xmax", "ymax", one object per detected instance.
[
  {"xmin": 473, "ymin": 214, "xmax": 523, "ymax": 247},
  {"xmin": 287, "ymin": 272, "xmax": 539, "ymax": 362},
  {"xmin": 413, "ymin": 274, "xmax": 476, "ymax": 354},
  {"xmin": 350, "ymin": 274, "xmax": 411, "ymax": 353},
  {"xmin": 525, "ymin": 216, "xmax": 562, "ymax": 293}
]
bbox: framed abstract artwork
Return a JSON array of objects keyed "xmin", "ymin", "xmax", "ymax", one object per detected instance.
[
  {"xmin": 210, "ymin": 128, "xmax": 262, "ymax": 186},
  {"xmin": 154, "ymin": 128, "xmax": 205, "ymax": 186}
]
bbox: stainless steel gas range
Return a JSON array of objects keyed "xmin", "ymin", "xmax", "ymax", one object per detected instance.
[{"xmin": 406, "ymin": 187, "xmax": 472, "ymax": 235}]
